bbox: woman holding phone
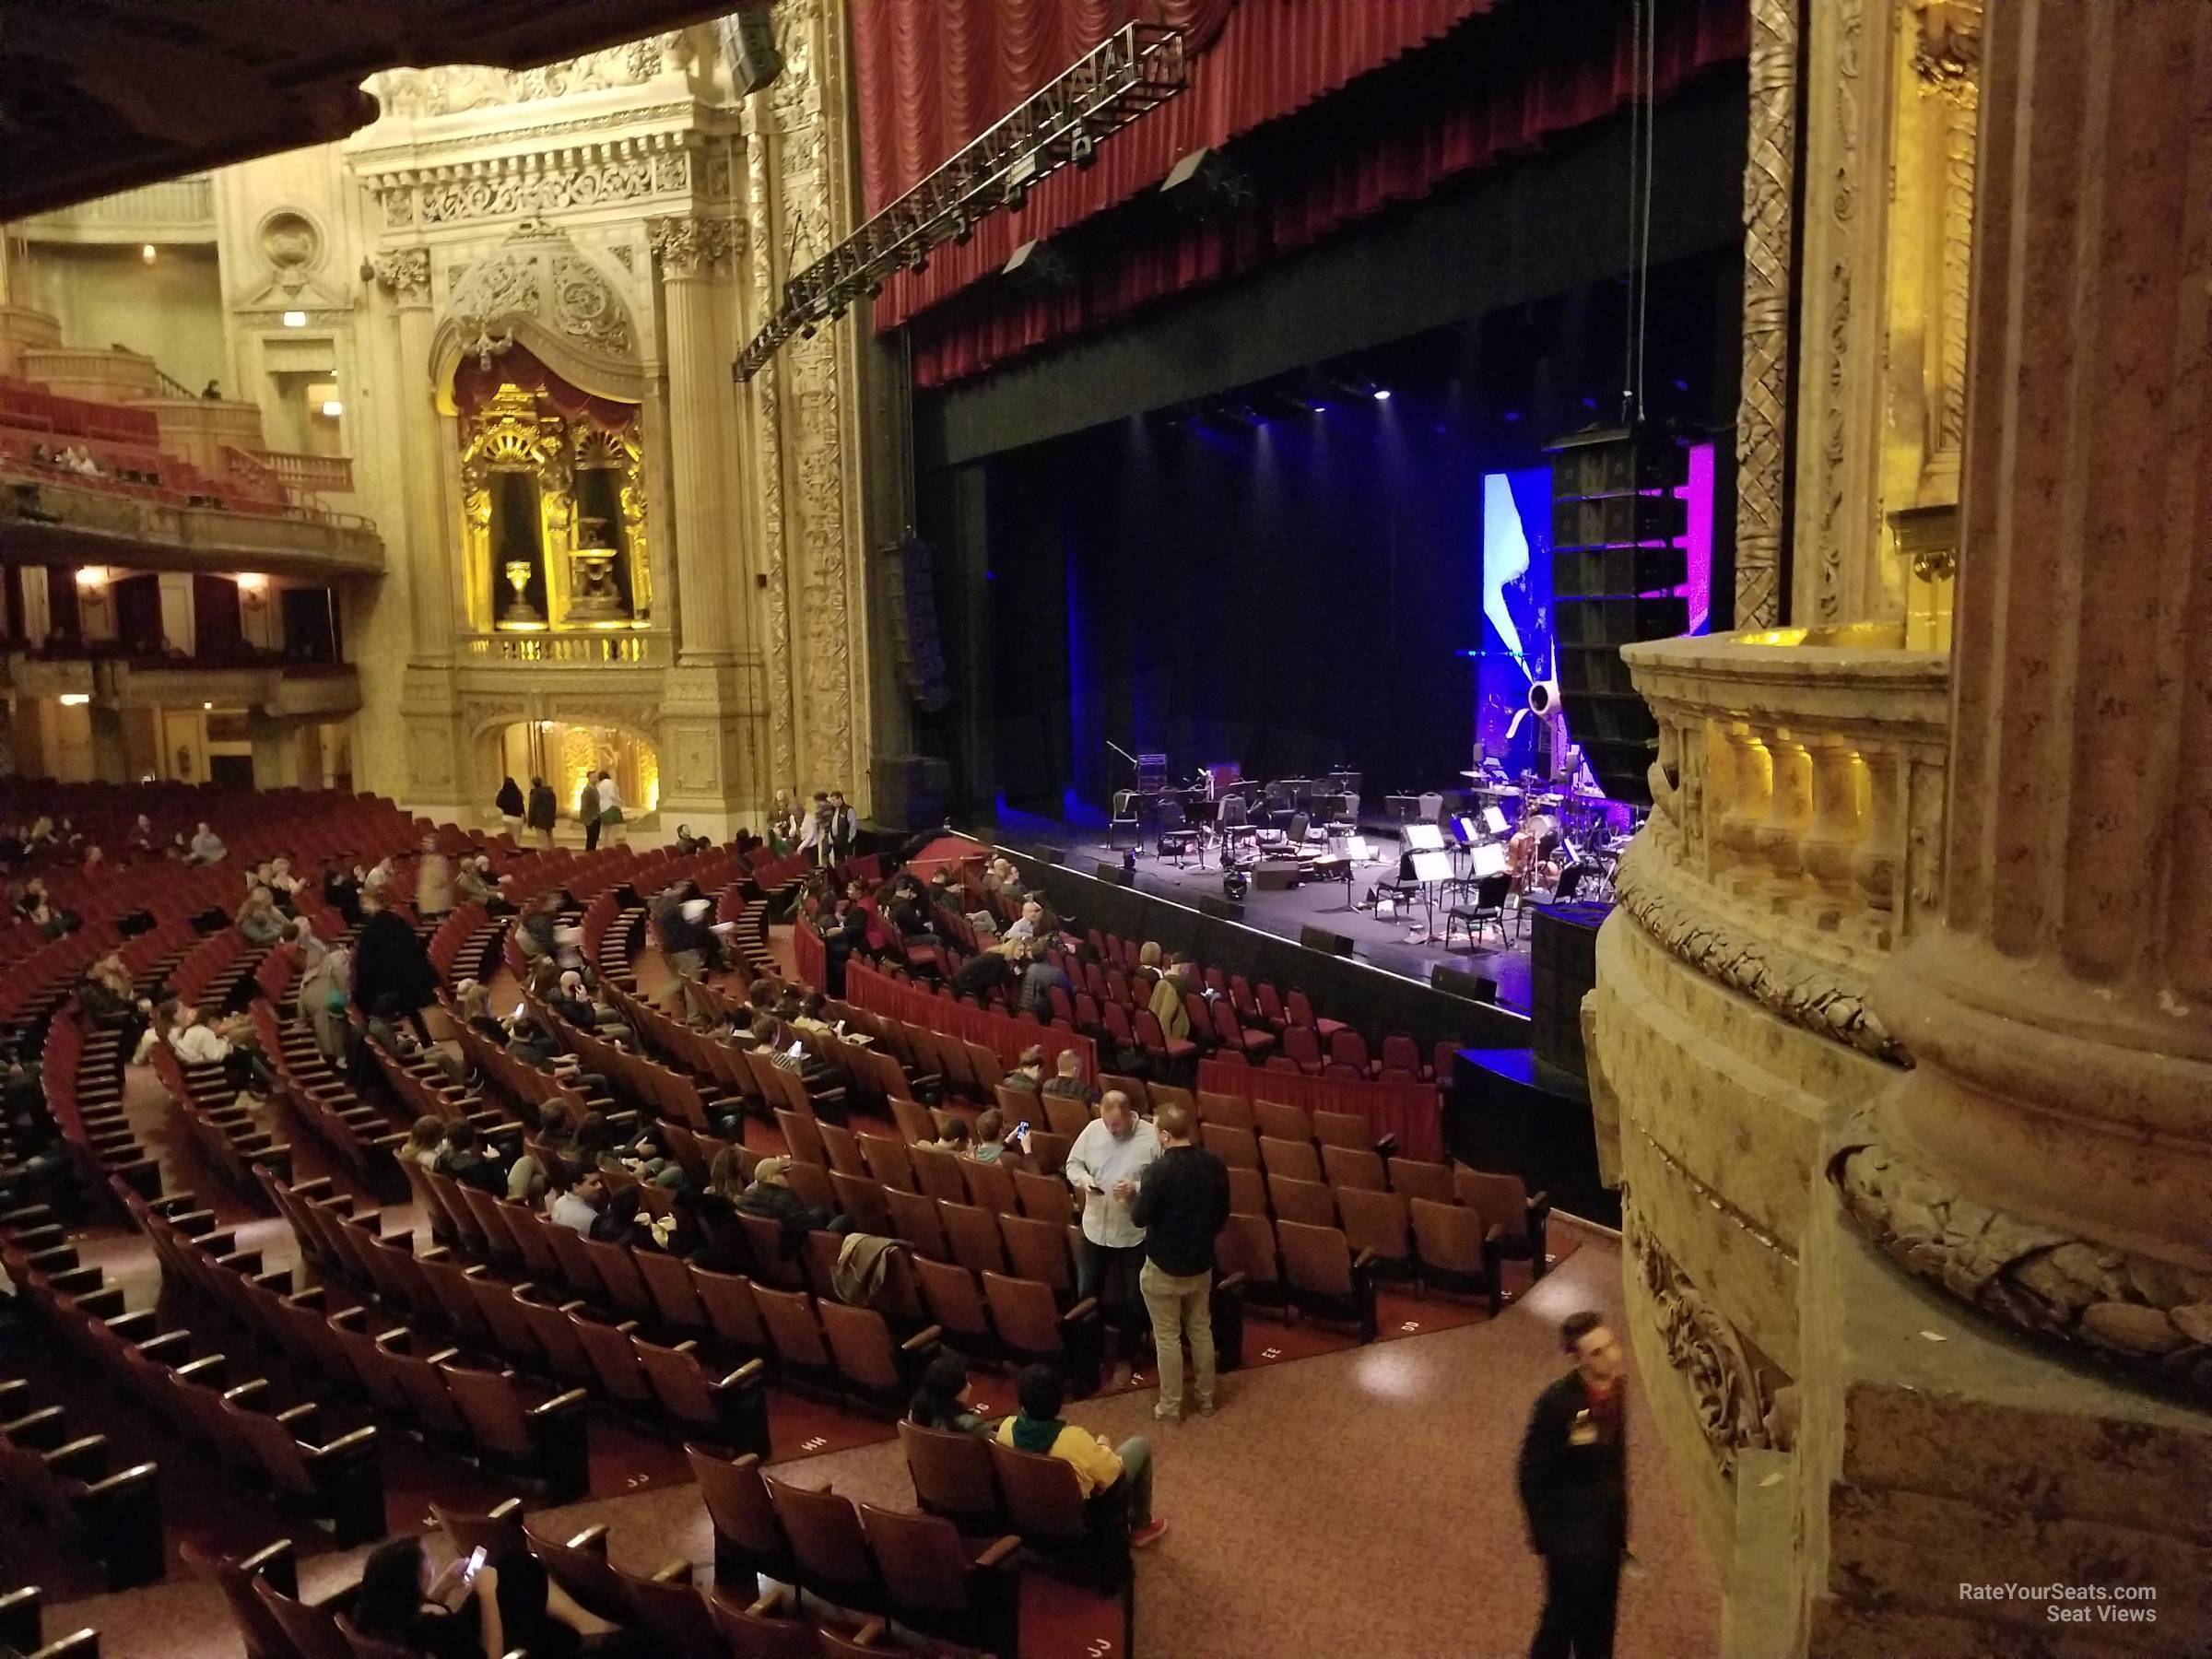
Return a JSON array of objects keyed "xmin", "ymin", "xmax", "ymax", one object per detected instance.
[{"xmin": 348, "ymin": 1534, "xmax": 635, "ymax": 1657}]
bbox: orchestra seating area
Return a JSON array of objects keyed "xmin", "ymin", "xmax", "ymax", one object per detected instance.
[{"xmin": 0, "ymin": 784, "xmax": 1646, "ymax": 1658}]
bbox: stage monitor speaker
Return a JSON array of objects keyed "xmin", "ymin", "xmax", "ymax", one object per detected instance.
[
  {"xmin": 1547, "ymin": 424, "xmax": 1691, "ymax": 806},
  {"xmin": 1095, "ymin": 862, "xmax": 1132, "ymax": 886},
  {"xmin": 1431, "ymin": 964, "xmax": 1500, "ymax": 1004},
  {"xmin": 1300, "ymin": 924, "xmax": 1355, "ymax": 957},
  {"xmin": 1199, "ymin": 895, "xmax": 1245, "ymax": 923},
  {"xmin": 1032, "ymin": 847, "xmax": 1065, "ymax": 865},
  {"xmin": 1251, "ymin": 861, "xmax": 1302, "ymax": 891}
]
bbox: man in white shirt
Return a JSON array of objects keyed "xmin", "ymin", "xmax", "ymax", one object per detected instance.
[
  {"xmin": 550, "ymin": 1170, "xmax": 608, "ymax": 1235},
  {"xmin": 595, "ymin": 771, "xmax": 626, "ymax": 844},
  {"xmin": 1005, "ymin": 897, "xmax": 1046, "ymax": 943},
  {"xmin": 1064, "ymin": 1090, "xmax": 1162, "ymax": 1371}
]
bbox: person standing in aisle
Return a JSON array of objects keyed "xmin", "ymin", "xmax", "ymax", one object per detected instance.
[
  {"xmin": 494, "ymin": 775, "xmax": 525, "ymax": 839},
  {"xmin": 1132, "ymin": 1101, "xmax": 1230, "ymax": 1419},
  {"xmin": 595, "ymin": 770, "xmax": 626, "ymax": 845},
  {"xmin": 526, "ymin": 776, "xmax": 557, "ymax": 849},
  {"xmin": 1518, "ymin": 1311, "xmax": 1631, "ymax": 1659},
  {"xmin": 1064, "ymin": 1090, "xmax": 1162, "ymax": 1378},
  {"xmin": 580, "ymin": 773, "xmax": 604, "ymax": 852}
]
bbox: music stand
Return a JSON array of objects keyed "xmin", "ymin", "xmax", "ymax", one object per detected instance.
[{"xmin": 1406, "ymin": 849, "xmax": 1455, "ymax": 943}]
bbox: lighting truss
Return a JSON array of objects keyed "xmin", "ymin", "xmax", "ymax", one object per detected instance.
[{"xmin": 734, "ymin": 22, "xmax": 1188, "ymax": 382}]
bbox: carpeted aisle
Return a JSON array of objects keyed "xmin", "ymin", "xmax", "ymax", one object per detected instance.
[{"xmin": 774, "ymin": 1227, "xmax": 1719, "ymax": 1658}]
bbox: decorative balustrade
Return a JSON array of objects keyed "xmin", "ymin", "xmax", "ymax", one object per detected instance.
[
  {"xmin": 1615, "ymin": 626, "xmax": 1949, "ymax": 1039},
  {"xmin": 463, "ymin": 630, "xmax": 664, "ymax": 666},
  {"xmin": 251, "ymin": 449, "xmax": 353, "ymax": 495},
  {"xmin": 17, "ymin": 177, "xmax": 215, "ymax": 239}
]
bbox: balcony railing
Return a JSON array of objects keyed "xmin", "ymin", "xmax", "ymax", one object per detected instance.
[
  {"xmin": 17, "ymin": 177, "xmax": 216, "ymax": 241},
  {"xmin": 464, "ymin": 630, "xmax": 665, "ymax": 665},
  {"xmin": 1614, "ymin": 625, "xmax": 1950, "ymax": 1053},
  {"xmin": 252, "ymin": 450, "xmax": 354, "ymax": 495}
]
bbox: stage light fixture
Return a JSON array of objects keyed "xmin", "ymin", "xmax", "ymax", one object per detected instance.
[
  {"xmin": 1373, "ymin": 388, "xmax": 1392, "ymax": 401},
  {"xmin": 951, "ymin": 214, "xmax": 974, "ymax": 245},
  {"xmin": 800, "ymin": 323, "xmax": 817, "ymax": 340},
  {"xmin": 1071, "ymin": 130, "xmax": 1098, "ymax": 169},
  {"xmin": 1222, "ymin": 867, "xmax": 1250, "ymax": 901}
]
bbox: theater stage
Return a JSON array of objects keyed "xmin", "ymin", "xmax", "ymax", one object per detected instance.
[{"xmin": 981, "ymin": 818, "xmax": 1536, "ymax": 1014}]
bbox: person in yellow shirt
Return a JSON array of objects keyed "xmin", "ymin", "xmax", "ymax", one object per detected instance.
[{"xmin": 996, "ymin": 1363, "xmax": 1166, "ymax": 1547}]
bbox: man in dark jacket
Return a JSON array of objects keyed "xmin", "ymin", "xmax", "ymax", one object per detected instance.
[
  {"xmin": 525, "ymin": 776, "xmax": 558, "ymax": 848},
  {"xmin": 1517, "ymin": 1310, "xmax": 1630, "ymax": 1659},
  {"xmin": 350, "ymin": 892, "xmax": 439, "ymax": 1040},
  {"xmin": 1131, "ymin": 1102, "xmax": 1230, "ymax": 1420},
  {"xmin": 735, "ymin": 1156, "xmax": 844, "ymax": 1256}
]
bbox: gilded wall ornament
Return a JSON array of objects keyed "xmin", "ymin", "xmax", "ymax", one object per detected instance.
[{"xmin": 1625, "ymin": 1202, "xmax": 1777, "ymax": 1479}]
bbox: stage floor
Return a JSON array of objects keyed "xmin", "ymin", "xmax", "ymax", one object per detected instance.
[{"xmin": 988, "ymin": 818, "xmax": 1535, "ymax": 1014}]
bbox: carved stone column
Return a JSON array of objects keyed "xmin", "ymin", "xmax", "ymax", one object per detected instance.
[
  {"xmin": 370, "ymin": 248, "xmax": 453, "ymax": 664},
  {"xmin": 1838, "ymin": 0, "xmax": 2212, "ymax": 1391},
  {"xmin": 647, "ymin": 214, "xmax": 745, "ymax": 665}
]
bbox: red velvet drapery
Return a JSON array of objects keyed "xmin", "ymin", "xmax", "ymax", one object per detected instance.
[
  {"xmin": 849, "ymin": 0, "xmax": 1748, "ymax": 387},
  {"xmin": 451, "ymin": 343, "xmax": 639, "ymax": 431}
]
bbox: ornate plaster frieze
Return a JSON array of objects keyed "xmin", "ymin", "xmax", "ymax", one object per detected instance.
[
  {"xmin": 1830, "ymin": 1112, "xmax": 2212, "ymax": 1405},
  {"xmin": 431, "ymin": 218, "xmax": 641, "ymax": 406},
  {"xmin": 646, "ymin": 214, "xmax": 744, "ymax": 275},
  {"xmin": 368, "ymin": 247, "xmax": 431, "ymax": 297},
  {"xmin": 1612, "ymin": 837, "xmax": 1905, "ymax": 1065},
  {"xmin": 366, "ymin": 36, "xmax": 693, "ymax": 122},
  {"xmin": 1734, "ymin": 0, "xmax": 1798, "ymax": 629},
  {"xmin": 1624, "ymin": 1199, "xmax": 1780, "ymax": 1478}
]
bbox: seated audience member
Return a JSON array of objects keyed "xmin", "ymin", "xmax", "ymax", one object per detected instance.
[
  {"xmin": 552, "ymin": 971, "xmax": 635, "ymax": 1047},
  {"xmin": 15, "ymin": 877, "xmax": 71, "ymax": 940},
  {"xmin": 951, "ymin": 936, "xmax": 1025, "ymax": 1000},
  {"xmin": 402, "ymin": 1115, "xmax": 446, "ymax": 1171},
  {"xmin": 237, "ymin": 885, "xmax": 288, "ymax": 947},
  {"xmin": 265, "ymin": 855, "xmax": 303, "ymax": 901},
  {"xmin": 1019, "ymin": 947, "xmax": 1072, "ymax": 1018},
  {"xmin": 1003, "ymin": 1049, "xmax": 1047, "ymax": 1099},
  {"xmin": 737, "ymin": 1155, "xmax": 845, "ymax": 1256},
  {"xmin": 969, "ymin": 1108, "xmax": 1030, "ymax": 1169},
  {"xmin": 1005, "ymin": 897, "xmax": 1051, "ymax": 944},
  {"xmin": 789, "ymin": 992, "xmax": 835, "ymax": 1034},
  {"xmin": 1148, "ymin": 954, "xmax": 1195, "ymax": 1040},
  {"xmin": 1042, "ymin": 1048, "xmax": 1102, "ymax": 1107},
  {"xmin": 1134, "ymin": 940, "xmax": 1165, "ymax": 991},
  {"xmin": 453, "ymin": 979, "xmax": 507, "ymax": 1044},
  {"xmin": 506, "ymin": 1102, "xmax": 575, "ymax": 1203},
  {"xmin": 126, "ymin": 813, "xmax": 157, "ymax": 853},
  {"xmin": 147, "ymin": 999, "xmax": 282, "ymax": 1100},
  {"xmin": 548, "ymin": 1166, "xmax": 616, "ymax": 1236},
  {"xmin": 909, "ymin": 1353, "xmax": 992, "ymax": 1437},
  {"xmin": 186, "ymin": 820, "xmax": 228, "ymax": 865},
  {"xmin": 76, "ymin": 954, "xmax": 142, "ymax": 1032},
  {"xmin": 920, "ymin": 1115, "xmax": 971, "ymax": 1156},
  {"xmin": 999, "ymin": 1363, "xmax": 1166, "ymax": 1547},
  {"xmin": 436, "ymin": 1121, "xmax": 507, "ymax": 1195},
  {"xmin": 507, "ymin": 1017, "xmax": 609, "ymax": 1099},
  {"xmin": 515, "ymin": 892, "xmax": 560, "ymax": 962},
  {"xmin": 347, "ymin": 1532, "xmax": 633, "ymax": 1659}
]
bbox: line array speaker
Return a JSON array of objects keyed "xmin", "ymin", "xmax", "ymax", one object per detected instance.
[{"xmin": 1547, "ymin": 424, "xmax": 1690, "ymax": 805}]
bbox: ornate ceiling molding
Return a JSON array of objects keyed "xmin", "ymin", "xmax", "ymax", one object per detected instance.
[
  {"xmin": 363, "ymin": 131, "xmax": 743, "ymax": 233},
  {"xmin": 431, "ymin": 219, "xmax": 643, "ymax": 410}
]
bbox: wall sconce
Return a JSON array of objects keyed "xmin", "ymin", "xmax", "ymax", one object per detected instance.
[
  {"xmin": 75, "ymin": 566, "xmax": 108, "ymax": 590},
  {"xmin": 237, "ymin": 572, "xmax": 269, "ymax": 609},
  {"xmin": 319, "ymin": 399, "xmax": 344, "ymax": 418},
  {"xmin": 140, "ymin": 243, "xmax": 157, "ymax": 264},
  {"xmin": 58, "ymin": 693, "xmax": 89, "ymax": 707},
  {"xmin": 282, "ymin": 310, "xmax": 307, "ymax": 328}
]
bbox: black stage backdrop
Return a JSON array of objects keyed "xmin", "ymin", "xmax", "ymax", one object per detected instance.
[{"xmin": 983, "ymin": 399, "xmax": 1484, "ymax": 812}]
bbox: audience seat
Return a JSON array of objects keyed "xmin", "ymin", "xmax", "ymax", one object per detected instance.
[
  {"xmin": 981, "ymin": 1271, "xmax": 1101, "ymax": 1397},
  {"xmin": 988, "ymin": 1438, "xmax": 1132, "ymax": 1598},
  {"xmin": 1408, "ymin": 1196, "xmax": 1503, "ymax": 1312},
  {"xmin": 434, "ymin": 1360, "xmax": 589, "ymax": 1500},
  {"xmin": 1454, "ymin": 1163, "xmax": 1553, "ymax": 1277},
  {"xmin": 766, "ymin": 1474, "xmax": 884, "ymax": 1615},
  {"xmin": 1277, "ymin": 1218, "xmax": 1380, "ymax": 1340},
  {"xmin": 898, "ymin": 1418, "xmax": 1006, "ymax": 1536},
  {"xmin": 686, "ymin": 1444, "xmax": 794, "ymax": 1598},
  {"xmin": 860, "ymin": 1500, "xmax": 1021, "ymax": 1659}
]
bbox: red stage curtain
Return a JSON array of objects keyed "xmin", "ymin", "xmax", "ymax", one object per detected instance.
[
  {"xmin": 847, "ymin": 0, "xmax": 1747, "ymax": 386},
  {"xmin": 841, "ymin": 958, "xmax": 1099, "ymax": 1079},
  {"xmin": 452, "ymin": 343, "xmax": 639, "ymax": 431},
  {"xmin": 1198, "ymin": 1057, "xmax": 1444, "ymax": 1163}
]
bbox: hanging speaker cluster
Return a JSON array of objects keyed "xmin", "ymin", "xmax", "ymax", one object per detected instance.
[{"xmin": 1546, "ymin": 424, "xmax": 1688, "ymax": 805}]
